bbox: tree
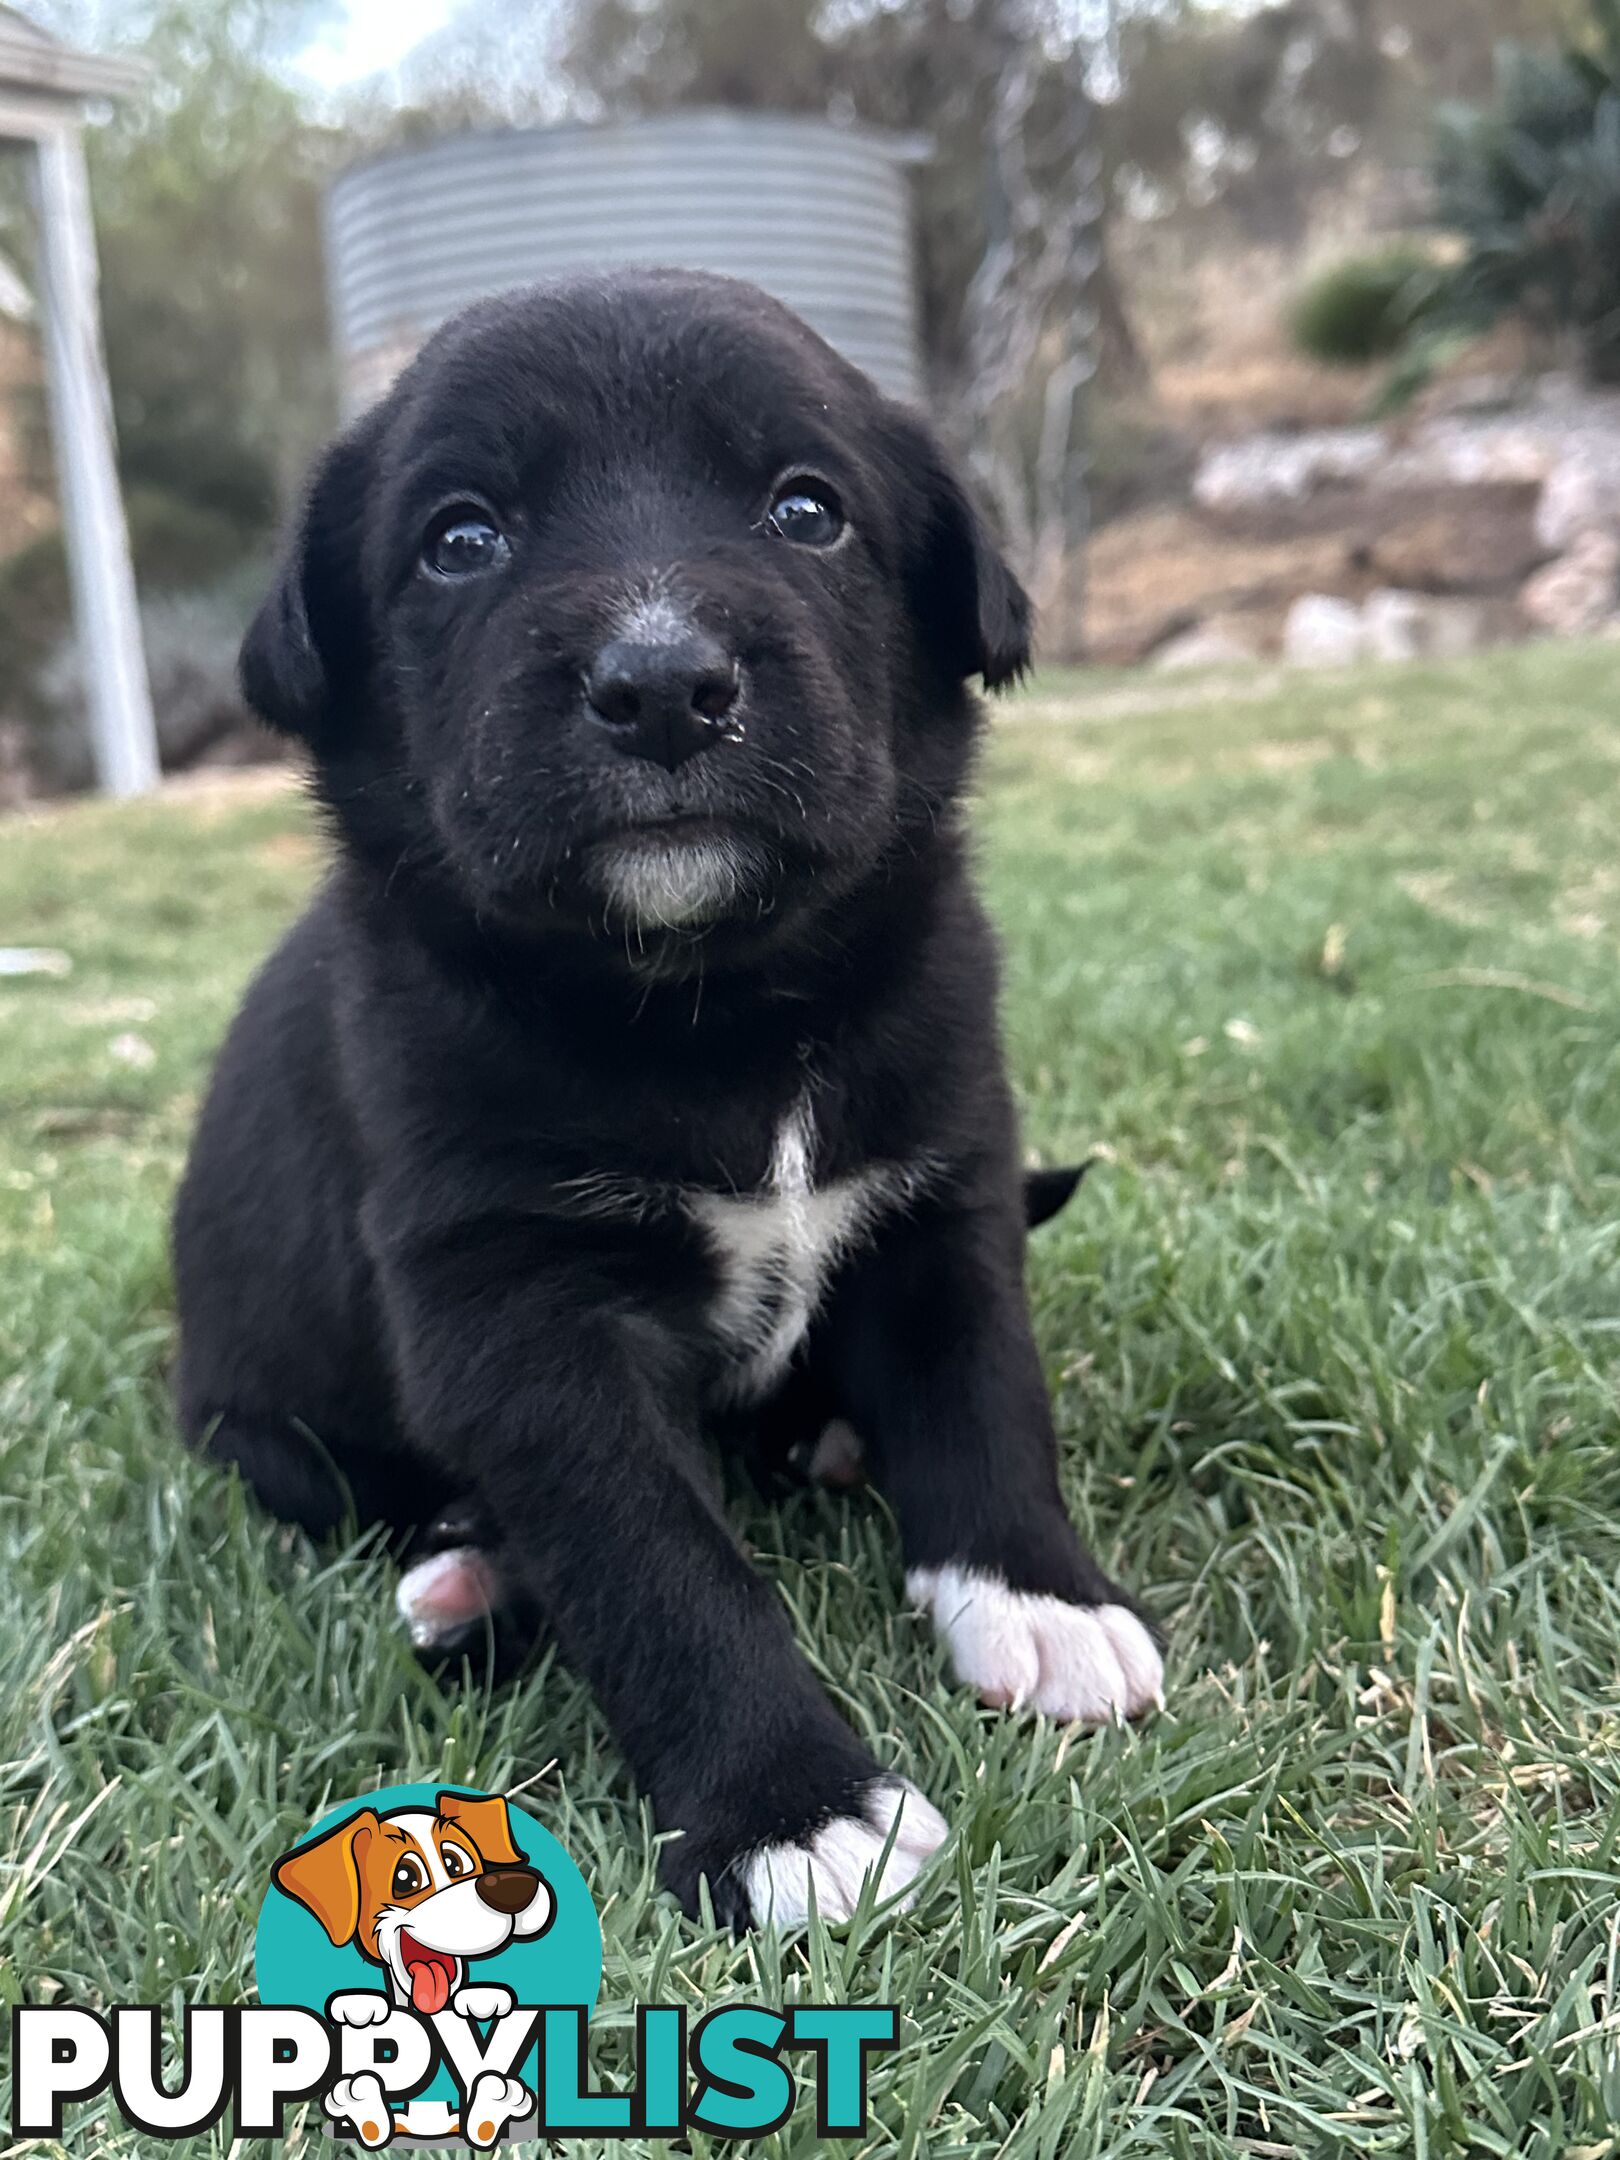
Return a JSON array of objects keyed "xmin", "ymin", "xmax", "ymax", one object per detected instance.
[
  {"xmin": 563, "ymin": 0, "xmax": 836, "ymax": 117},
  {"xmin": 10, "ymin": 0, "xmax": 339, "ymax": 541},
  {"xmin": 1279, "ymin": 0, "xmax": 1620, "ymax": 395},
  {"xmin": 1101, "ymin": 0, "xmax": 1589, "ymax": 252},
  {"xmin": 1432, "ymin": 0, "xmax": 1620, "ymax": 380},
  {"xmin": 557, "ymin": 0, "xmax": 1113, "ymax": 605},
  {"xmin": 954, "ymin": 1, "xmax": 1103, "ymax": 612}
]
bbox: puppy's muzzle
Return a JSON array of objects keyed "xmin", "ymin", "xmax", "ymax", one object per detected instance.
[
  {"xmin": 585, "ymin": 631, "xmax": 742, "ymax": 771},
  {"xmin": 475, "ymin": 1864, "xmax": 544, "ymax": 1914}
]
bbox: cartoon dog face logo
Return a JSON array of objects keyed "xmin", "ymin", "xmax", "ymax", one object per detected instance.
[{"xmin": 272, "ymin": 1791, "xmax": 554, "ymax": 2015}]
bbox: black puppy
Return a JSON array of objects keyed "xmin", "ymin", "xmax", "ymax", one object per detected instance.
[{"xmin": 173, "ymin": 272, "xmax": 1161, "ymax": 1930}]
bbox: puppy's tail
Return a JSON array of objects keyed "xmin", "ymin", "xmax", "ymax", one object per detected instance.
[{"xmin": 1024, "ymin": 1162, "xmax": 1092, "ymax": 1229}]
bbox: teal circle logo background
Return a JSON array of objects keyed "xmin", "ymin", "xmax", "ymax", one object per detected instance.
[{"xmin": 254, "ymin": 1783, "xmax": 602, "ymax": 2106}]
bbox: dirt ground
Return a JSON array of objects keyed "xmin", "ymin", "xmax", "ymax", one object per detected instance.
[{"xmin": 1077, "ymin": 481, "xmax": 1543, "ymax": 665}]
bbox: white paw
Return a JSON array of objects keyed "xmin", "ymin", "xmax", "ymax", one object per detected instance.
[
  {"xmin": 740, "ymin": 1777, "xmax": 948, "ymax": 1929},
  {"xmin": 908, "ymin": 1564, "xmax": 1163, "ymax": 1723},
  {"xmin": 396, "ymin": 1546, "xmax": 499, "ymax": 1649},
  {"xmin": 463, "ymin": 2071, "xmax": 532, "ymax": 2149},
  {"xmin": 326, "ymin": 2072, "xmax": 394, "ymax": 2147},
  {"xmin": 808, "ymin": 1418, "xmax": 867, "ymax": 1489},
  {"xmin": 453, "ymin": 1983, "xmax": 515, "ymax": 2023},
  {"xmin": 327, "ymin": 1990, "xmax": 393, "ymax": 2028}
]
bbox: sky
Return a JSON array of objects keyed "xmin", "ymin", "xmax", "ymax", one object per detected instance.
[{"xmin": 295, "ymin": 0, "xmax": 462, "ymax": 87}]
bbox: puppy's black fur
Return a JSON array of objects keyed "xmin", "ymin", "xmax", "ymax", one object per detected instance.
[{"xmin": 174, "ymin": 273, "xmax": 1139, "ymax": 1924}]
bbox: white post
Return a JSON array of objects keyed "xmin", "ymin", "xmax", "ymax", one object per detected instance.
[{"xmin": 29, "ymin": 121, "xmax": 158, "ymax": 798}]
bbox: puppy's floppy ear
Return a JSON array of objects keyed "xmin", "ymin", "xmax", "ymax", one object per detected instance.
[
  {"xmin": 436, "ymin": 1790, "xmax": 525, "ymax": 1870},
  {"xmin": 271, "ymin": 1808, "xmax": 379, "ymax": 1946},
  {"xmin": 239, "ymin": 410, "xmax": 382, "ymax": 741},
  {"xmin": 890, "ymin": 412, "xmax": 1033, "ymax": 692}
]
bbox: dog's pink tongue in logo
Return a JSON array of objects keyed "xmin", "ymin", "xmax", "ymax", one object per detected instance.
[{"xmin": 401, "ymin": 1937, "xmax": 455, "ymax": 2016}]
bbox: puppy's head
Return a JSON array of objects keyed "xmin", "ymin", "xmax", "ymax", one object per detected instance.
[
  {"xmin": 271, "ymin": 1792, "xmax": 553, "ymax": 2013},
  {"xmin": 243, "ymin": 271, "xmax": 1029, "ymax": 964}
]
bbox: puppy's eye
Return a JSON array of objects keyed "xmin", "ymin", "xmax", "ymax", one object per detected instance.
[
  {"xmin": 422, "ymin": 506, "xmax": 511, "ymax": 579},
  {"xmin": 441, "ymin": 1844, "xmax": 472, "ymax": 1879},
  {"xmin": 766, "ymin": 479, "xmax": 845, "ymax": 548},
  {"xmin": 391, "ymin": 1856, "xmax": 428, "ymax": 1899}
]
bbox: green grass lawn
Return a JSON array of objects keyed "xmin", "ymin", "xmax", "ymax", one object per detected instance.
[{"xmin": 3, "ymin": 644, "xmax": 1619, "ymax": 2157}]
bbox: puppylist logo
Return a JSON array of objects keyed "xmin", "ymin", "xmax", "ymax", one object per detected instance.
[{"xmin": 11, "ymin": 1781, "xmax": 899, "ymax": 2147}]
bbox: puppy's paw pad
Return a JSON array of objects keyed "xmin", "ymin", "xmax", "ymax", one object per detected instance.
[
  {"xmin": 396, "ymin": 1546, "xmax": 499, "ymax": 1650},
  {"xmin": 327, "ymin": 1990, "xmax": 393, "ymax": 2028},
  {"xmin": 326, "ymin": 2073, "xmax": 393, "ymax": 2147},
  {"xmin": 453, "ymin": 1984, "xmax": 515, "ymax": 2022},
  {"xmin": 463, "ymin": 2071, "xmax": 532, "ymax": 2148},
  {"xmin": 740, "ymin": 1777, "xmax": 948, "ymax": 1929},
  {"xmin": 908, "ymin": 1565, "xmax": 1163, "ymax": 1724}
]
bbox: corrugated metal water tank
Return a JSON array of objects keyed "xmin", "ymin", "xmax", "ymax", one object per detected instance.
[{"xmin": 326, "ymin": 111, "xmax": 926, "ymax": 414}]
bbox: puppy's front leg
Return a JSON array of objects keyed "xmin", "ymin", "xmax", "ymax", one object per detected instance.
[
  {"xmin": 376, "ymin": 1236, "xmax": 945, "ymax": 1928},
  {"xmin": 828, "ymin": 1203, "xmax": 1164, "ymax": 1724}
]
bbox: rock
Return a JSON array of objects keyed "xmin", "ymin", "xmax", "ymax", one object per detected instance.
[
  {"xmin": 1194, "ymin": 429, "xmax": 1386, "ymax": 511},
  {"xmin": 1534, "ymin": 457, "xmax": 1612, "ymax": 552},
  {"xmin": 1382, "ymin": 420, "xmax": 1556, "ymax": 490},
  {"xmin": 1283, "ymin": 594, "xmax": 1366, "ymax": 668},
  {"xmin": 1283, "ymin": 591, "xmax": 1485, "ymax": 668},
  {"xmin": 1363, "ymin": 589, "xmax": 1484, "ymax": 662},
  {"xmin": 1084, "ymin": 507, "xmax": 1351, "ymax": 665},
  {"xmin": 1152, "ymin": 621, "xmax": 1262, "ymax": 671},
  {"xmin": 1361, "ymin": 590, "xmax": 1423, "ymax": 662},
  {"xmin": 1194, "ymin": 382, "xmax": 1620, "ymax": 533},
  {"xmin": 1368, "ymin": 493, "xmax": 1542, "ymax": 592},
  {"xmin": 1521, "ymin": 530, "xmax": 1620, "ymax": 637}
]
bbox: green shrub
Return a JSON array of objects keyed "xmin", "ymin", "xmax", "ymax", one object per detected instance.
[
  {"xmin": 1432, "ymin": 0, "xmax": 1620, "ymax": 383},
  {"xmin": 1289, "ymin": 3, "xmax": 1620, "ymax": 403},
  {"xmin": 1289, "ymin": 249, "xmax": 1453, "ymax": 367}
]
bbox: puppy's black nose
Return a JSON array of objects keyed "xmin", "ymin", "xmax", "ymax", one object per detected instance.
[
  {"xmin": 585, "ymin": 633, "xmax": 740, "ymax": 770},
  {"xmin": 475, "ymin": 1865, "xmax": 542, "ymax": 1914}
]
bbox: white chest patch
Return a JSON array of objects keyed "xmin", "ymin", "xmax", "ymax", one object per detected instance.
[{"xmin": 691, "ymin": 1096, "xmax": 910, "ymax": 1404}]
